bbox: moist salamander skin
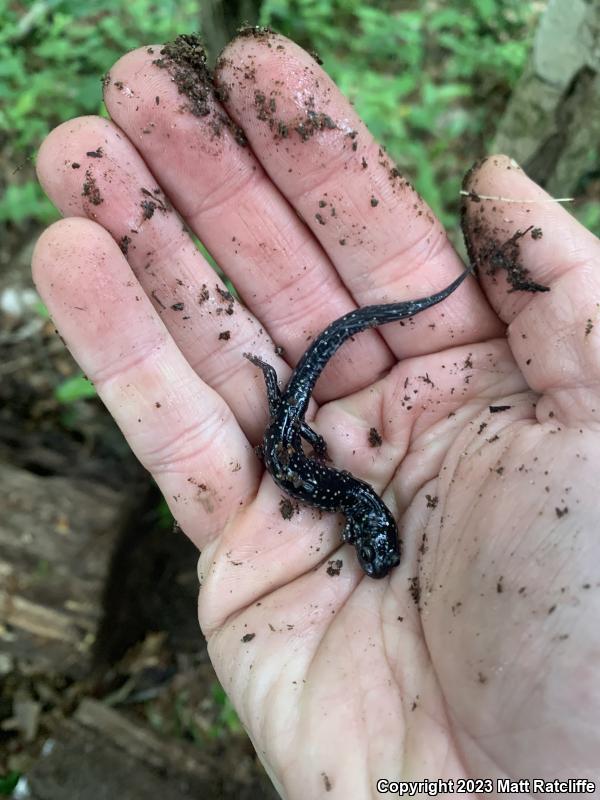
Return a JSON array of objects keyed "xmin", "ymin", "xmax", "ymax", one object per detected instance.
[{"xmin": 245, "ymin": 266, "xmax": 472, "ymax": 579}]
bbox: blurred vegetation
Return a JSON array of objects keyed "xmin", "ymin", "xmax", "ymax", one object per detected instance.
[
  {"xmin": 0, "ymin": 0, "xmax": 200, "ymax": 224},
  {"xmin": 2, "ymin": 0, "xmax": 598, "ymax": 233},
  {"xmin": 141, "ymin": 679, "xmax": 242, "ymax": 744},
  {"xmin": 0, "ymin": 771, "xmax": 19, "ymax": 796},
  {"xmin": 54, "ymin": 373, "xmax": 97, "ymax": 403}
]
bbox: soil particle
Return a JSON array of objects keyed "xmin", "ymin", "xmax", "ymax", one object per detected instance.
[
  {"xmin": 480, "ymin": 226, "xmax": 551, "ymax": 292},
  {"xmin": 279, "ymin": 497, "xmax": 295, "ymax": 519},
  {"xmin": 141, "ymin": 200, "xmax": 156, "ymax": 219},
  {"xmin": 295, "ymin": 109, "xmax": 336, "ymax": 142},
  {"xmin": 409, "ymin": 576, "xmax": 421, "ymax": 606},
  {"xmin": 368, "ymin": 427, "xmax": 382, "ymax": 447},
  {"xmin": 235, "ymin": 25, "xmax": 276, "ymax": 41},
  {"xmin": 119, "ymin": 235, "xmax": 132, "ymax": 255},
  {"xmin": 326, "ymin": 559, "xmax": 343, "ymax": 577},
  {"xmin": 82, "ymin": 169, "xmax": 103, "ymax": 205},
  {"xmin": 321, "ymin": 772, "xmax": 332, "ymax": 791},
  {"xmin": 198, "ymin": 284, "xmax": 210, "ymax": 304}
]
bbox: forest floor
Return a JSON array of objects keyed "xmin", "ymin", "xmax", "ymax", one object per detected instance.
[{"xmin": 0, "ymin": 224, "xmax": 276, "ymax": 798}]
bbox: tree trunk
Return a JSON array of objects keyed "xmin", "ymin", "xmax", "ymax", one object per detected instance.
[
  {"xmin": 492, "ymin": 0, "xmax": 600, "ymax": 196},
  {"xmin": 200, "ymin": 0, "xmax": 262, "ymax": 64}
]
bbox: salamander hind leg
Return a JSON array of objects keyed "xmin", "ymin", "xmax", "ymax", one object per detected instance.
[
  {"xmin": 299, "ymin": 420, "xmax": 329, "ymax": 459},
  {"xmin": 244, "ymin": 353, "xmax": 281, "ymax": 416}
]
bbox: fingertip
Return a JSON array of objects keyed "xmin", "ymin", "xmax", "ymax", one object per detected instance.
[
  {"xmin": 462, "ymin": 154, "xmax": 523, "ymax": 193},
  {"xmin": 102, "ymin": 44, "xmax": 166, "ymax": 102},
  {"xmin": 36, "ymin": 116, "xmax": 105, "ymax": 181},
  {"xmin": 460, "ymin": 153, "xmax": 599, "ymax": 320},
  {"xmin": 36, "ymin": 115, "xmax": 117, "ymax": 220},
  {"xmin": 32, "ymin": 217, "xmax": 82, "ymax": 284},
  {"xmin": 32, "ymin": 217, "xmax": 119, "ymax": 295},
  {"xmin": 215, "ymin": 27, "xmax": 293, "ymax": 70}
]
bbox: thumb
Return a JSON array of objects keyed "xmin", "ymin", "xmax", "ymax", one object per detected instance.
[{"xmin": 462, "ymin": 154, "xmax": 600, "ymax": 429}]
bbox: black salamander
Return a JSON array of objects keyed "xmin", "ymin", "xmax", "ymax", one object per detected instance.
[{"xmin": 245, "ymin": 266, "xmax": 472, "ymax": 579}]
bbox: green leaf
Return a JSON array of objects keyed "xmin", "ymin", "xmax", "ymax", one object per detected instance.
[
  {"xmin": 157, "ymin": 496, "xmax": 174, "ymax": 529},
  {"xmin": 55, "ymin": 374, "xmax": 97, "ymax": 403},
  {"xmin": 210, "ymin": 683, "xmax": 242, "ymax": 734},
  {"xmin": 0, "ymin": 182, "xmax": 58, "ymax": 224},
  {"xmin": 0, "ymin": 772, "xmax": 20, "ymax": 795},
  {"xmin": 574, "ymin": 201, "xmax": 600, "ymax": 238},
  {"xmin": 34, "ymin": 300, "xmax": 50, "ymax": 319}
]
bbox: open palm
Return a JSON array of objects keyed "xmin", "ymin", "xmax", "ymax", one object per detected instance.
[{"xmin": 33, "ymin": 32, "xmax": 599, "ymax": 798}]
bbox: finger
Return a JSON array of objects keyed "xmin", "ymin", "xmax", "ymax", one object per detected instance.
[
  {"xmin": 462, "ymin": 155, "xmax": 600, "ymax": 426},
  {"xmin": 36, "ymin": 115, "xmax": 282, "ymax": 442},
  {"xmin": 215, "ymin": 32, "xmax": 501, "ymax": 355},
  {"xmin": 101, "ymin": 43, "xmax": 395, "ymax": 401},
  {"xmin": 32, "ymin": 218, "xmax": 257, "ymax": 547}
]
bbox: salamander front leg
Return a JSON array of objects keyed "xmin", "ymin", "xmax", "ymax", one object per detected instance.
[
  {"xmin": 244, "ymin": 353, "xmax": 281, "ymax": 417},
  {"xmin": 299, "ymin": 420, "xmax": 329, "ymax": 459},
  {"xmin": 341, "ymin": 516, "xmax": 358, "ymax": 544}
]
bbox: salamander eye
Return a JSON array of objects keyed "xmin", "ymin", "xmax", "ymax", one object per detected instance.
[{"xmin": 359, "ymin": 544, "xmax": 375, "ymax": 565}]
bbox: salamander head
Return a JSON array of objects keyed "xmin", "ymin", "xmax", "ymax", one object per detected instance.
[{"xmin": 351, "ymin": 502, "xmax": 401, "ymax": 579}]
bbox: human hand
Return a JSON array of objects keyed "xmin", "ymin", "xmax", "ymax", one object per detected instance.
[{"xmin": 33, "ymin": 31, "xmax": 599, "ymax": 798}]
